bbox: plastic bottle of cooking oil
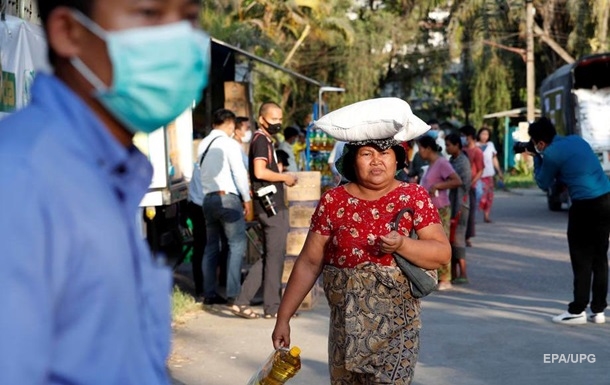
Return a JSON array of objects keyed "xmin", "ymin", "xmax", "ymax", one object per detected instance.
[{"xmin": 246, "ymin": 346, "xmax": 302, "ymax": 385}]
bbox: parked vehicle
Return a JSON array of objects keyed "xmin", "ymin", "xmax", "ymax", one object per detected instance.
[{"xmin": 539, "ymin": 53, "xmax": 610, "ymax": 210}]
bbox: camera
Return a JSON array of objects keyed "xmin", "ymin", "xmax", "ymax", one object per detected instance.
[
  {"xmin": 256, "ymin": 185, "xmax": 278, "ymax": 216},
  {"xmin": 513, "ymin": 141, "xmax": 537, "ymax": 154}
]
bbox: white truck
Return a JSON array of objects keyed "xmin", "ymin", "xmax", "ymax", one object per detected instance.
[{"xmin": 539, "ymin": 53, "xmax": 610, "ymax": 210}]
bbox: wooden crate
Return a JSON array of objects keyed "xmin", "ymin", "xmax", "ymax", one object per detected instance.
[
  {"xmin": 282, "ymin": 256, "xmax": 297, "ymax": 283},
  {"xmin": 286, "ymin": 229, "xmax": 308, "ymax": 256},
  {"xmin": 288, "ymin": 201, "xmax": 318, "ymax": 229},
  {"xmin": 285, "ymin": 171, "xmax": 321, "ymax": 201}
]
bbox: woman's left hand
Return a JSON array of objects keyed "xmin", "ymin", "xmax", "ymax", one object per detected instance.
[{"xmin": 379, "ymin": 231, "xmax": 405, "ymax": 254}]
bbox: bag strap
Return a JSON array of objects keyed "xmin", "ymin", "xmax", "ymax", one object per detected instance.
[
  {"xmin": 392, "ymin": 207, "xmax": 417, "ymax": 238},
  {"xmin": 252, "ymin": 130, "xmax": 274, "ymax": 165},
  {"xmin": 199, "ymin": 136, "xmax": 222, "ymax": 167}
]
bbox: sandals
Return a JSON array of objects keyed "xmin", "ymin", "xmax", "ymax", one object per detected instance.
[{"xmin": 230, "ymin": 305, "xmax": 260, "ymax": 319}]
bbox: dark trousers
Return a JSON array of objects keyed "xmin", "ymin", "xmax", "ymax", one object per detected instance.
[
  {"xmin": 465, "ymin": 187, "xmax": 476, "ymax": 240},
  {"xmin": 235, "ymin": 209, "xmax": 288, "ymax": 315},
  {"xmin": 567, "ymin": 192, "xmax": 610, "ymax": 314},
  {"xmin": 187, "ymin": 201, "xmax": 206, "ymax": 297}
]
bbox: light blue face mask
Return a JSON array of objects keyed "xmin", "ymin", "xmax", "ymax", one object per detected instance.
[{"xmin": 70, "ymin": 10, "xmax": 210, "ymax": 134}]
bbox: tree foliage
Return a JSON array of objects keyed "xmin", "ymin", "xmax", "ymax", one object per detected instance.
[{"xmin": 200, "ymin": 0, "xmax": 610, "ymax": 128}]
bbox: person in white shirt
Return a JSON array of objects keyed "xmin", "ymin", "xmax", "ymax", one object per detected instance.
[
  {"xmin": 476, "ymin": 127, "xmax": 504, "ymax": 223},
  {"xmin": 199, "ymin": 109, "xmax": 252, "ymax": 305}
]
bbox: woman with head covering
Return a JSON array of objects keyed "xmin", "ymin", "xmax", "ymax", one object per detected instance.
[
  {"xmin": 271, "ymin": 137, "xmax": 450, "ymax": 384},
  {"xmin": 417, "ymin": 135, "xmax": 463, "ymax": 291}
]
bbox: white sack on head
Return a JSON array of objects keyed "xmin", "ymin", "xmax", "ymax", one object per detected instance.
[{"xmin": 313, "ymin": 97, "xmax": 430, "ymax": 142}]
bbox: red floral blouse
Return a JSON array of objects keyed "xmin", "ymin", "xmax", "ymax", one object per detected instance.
[{"xmin": 310, "ymin": 182, "xmax": 440, "ymax": 268}]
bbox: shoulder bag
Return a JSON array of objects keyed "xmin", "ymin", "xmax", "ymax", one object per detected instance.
[{"xmin": 391, "ymin": 207, "xmax": 438, "ymax": 298}]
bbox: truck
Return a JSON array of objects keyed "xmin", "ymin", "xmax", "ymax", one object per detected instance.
[{"xmin": 539, "ymin": 53, "xmax": 610, "ymax": 211}]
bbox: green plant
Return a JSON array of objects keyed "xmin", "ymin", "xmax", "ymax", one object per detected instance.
[
  {"xmin": 504, "ymin": 173, "xmax": 535, "ymax": 189},
  {"xmin": 171, "ymin": 286, "xmax": 199, "ymax": 325}
]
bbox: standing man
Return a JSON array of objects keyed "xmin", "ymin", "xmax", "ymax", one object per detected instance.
[
  {"xmin": 529, "ymin": 118, "xmax": 610, "ymax": 325},
  {"xmin": 231, "ymin": 102, "xmax": 297, "ymax": 319},
  {"xmin": 459, "ymin": 125, "xmax": 484, "ymax": 247},
  {"xmin": 0, "ymin": 1, "xmax": 209, "ymax": 384},
  {"xmin": 200, "ymin": 109, "xmax": 251, "ymax": 305}
]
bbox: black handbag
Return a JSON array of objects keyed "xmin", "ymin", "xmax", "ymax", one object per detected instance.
[{"xmin": 391, "ymin": 208, "xmax": 438, "ymax": 298}]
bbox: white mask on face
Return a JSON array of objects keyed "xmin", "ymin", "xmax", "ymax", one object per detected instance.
[{"xmin": 242, "ymin": 130, "xmax": 253, "ymax": 143}]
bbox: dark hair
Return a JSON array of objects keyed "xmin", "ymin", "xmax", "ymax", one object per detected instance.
[
  {"xmin": 417, "ymin": 135, "xmax": 441, "ymax": 152},
  {"xmin": 212, "ymin": 109, "xmax": 236, "ymax": 127},
  {"xmin": 528, "ymin": 117, "xmax": 557, "ymax": 143},
  {"xmin": 235, "ymin": 116, "xmax": 249, "ymax": 124},
  {"xmin": 276, "ymin": 149, "xmax": 290, "ymax": 167},
  {"xmin": 258, "ymin": 102, "xmax": 281, "ymax": 117},
  {"xmin": 445, "ymin": 133, "xmax": 462, "ymax": 149},
  {"xmin": 283, "ymin": 126, "xmax": 299, "ymax": 141},
  {"xmin": 37, "ymin": 0, "xmax": 93, "ymax": 26},
  {"xmin": 477, "ymin": 127, "xmax": 492, "ymax": 141},
  {"xmin": 459, "ymin": 125, "xmax": 477, "ymax": 139},
  {"xmin": 427, "ymin": 118, "xmax": 440, "ymax": 126},
  {"xmin": 37, "ymin": 0, "xmax": 94, "ymax": 64},
  {"xmin": 340, "ymin": 144, "xmax": 406, "ymax": 183}
]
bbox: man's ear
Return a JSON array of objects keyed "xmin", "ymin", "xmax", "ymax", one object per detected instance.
[{"xmin": 45, "ymin": 7, "xmax": 87, "ymax": 60}]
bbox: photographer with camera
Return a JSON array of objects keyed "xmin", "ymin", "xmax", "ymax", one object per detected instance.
[
  {"xmin": 230, "ymin": 102, "xmax": 298, "ymax": 319},
  {"xmin": 527, "ymin": 117, "xmax": 610, "ymax": 325}
]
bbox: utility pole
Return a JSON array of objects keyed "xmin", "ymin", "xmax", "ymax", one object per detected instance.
[{"xmin": 526, "ymin": 0, "xmax": 535, "ymax": 122}]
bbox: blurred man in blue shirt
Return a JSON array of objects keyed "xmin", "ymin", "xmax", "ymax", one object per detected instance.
[
  {"xmin": 529, "ymin": 117, "xmax": 610, "ymax": 325},
  {"xmin": 0, "ymin": 0, "xmax": 209, "ymax": 384}
]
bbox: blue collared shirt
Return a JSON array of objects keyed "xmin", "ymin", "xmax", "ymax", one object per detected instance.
[
  {"xmin": 534, "ymin": 135, "xmax": 610, "ymax": 200},
  {"xmin": 0, "ymin": 74, "xmax": 171, "ymax": 385}
]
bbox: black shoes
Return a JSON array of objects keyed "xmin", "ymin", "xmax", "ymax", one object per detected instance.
[{"xmin": 203, "ymin": 296, "xmax": 228, "ymax": 305}]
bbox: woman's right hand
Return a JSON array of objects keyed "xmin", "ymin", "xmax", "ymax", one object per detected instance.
[{"xmin": 272, "ymin": 319, "xmax": 291, "ymax": 349}]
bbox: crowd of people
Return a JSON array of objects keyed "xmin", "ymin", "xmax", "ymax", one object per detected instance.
[
  {"xmin": 188, "ymin": 102, "xmax": 308, "ymax": 320},
  {"xmin": 393, "ymin": 120, "xmax": 504, "ymax": 290}
]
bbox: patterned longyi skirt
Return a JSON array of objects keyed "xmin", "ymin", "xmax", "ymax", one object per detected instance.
[{"xmin": 323, "ymin": 263, "xmax": 421, "ymax": 385}]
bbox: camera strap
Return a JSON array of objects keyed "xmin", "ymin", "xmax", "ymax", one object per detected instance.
[{"xmin": 199, "ymin": 136, "xmax": 222, "ymax": 167}]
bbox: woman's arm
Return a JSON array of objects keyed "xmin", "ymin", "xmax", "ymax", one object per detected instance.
[
  {"xmin": 272, "ymin": 231, "xmax": 328, "ymax": 349},
  {"xmin": 379, "ymin": 223, "xmax": 451, "ymax": 270},
  {"xmin": 430, "ymin": 172, "xmax": 462, "ymax": 195},
  {"xmin": 492, "ymin": 154, "xmax": 503, "ymax": 179}
]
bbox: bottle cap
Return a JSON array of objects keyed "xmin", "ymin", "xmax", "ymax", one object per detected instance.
[{"xmin": 289, "ymin": 346, "xmax": 301, "ymax": 357}]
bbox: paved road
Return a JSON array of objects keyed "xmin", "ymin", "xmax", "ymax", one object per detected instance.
[{"xmin": 169, "ymin": 188, "xmax": 610, "ymax": 385}]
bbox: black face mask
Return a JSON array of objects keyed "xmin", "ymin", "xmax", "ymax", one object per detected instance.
[{"xmin": 263, "ymin": 118, "xmax": 282, "ymax": 135}]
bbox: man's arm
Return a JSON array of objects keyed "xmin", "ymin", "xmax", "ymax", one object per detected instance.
[
  {"xmin": 471, "ymin": 149, "xmax": 484, "ymax": 185},
  {"xmin": 253, "ymin": 159, "xmax": 297, "ymax": 186},
  {"xmin": 227, "ymin": 140, "xmax": 251, "ymax": 203},
  {"xmin": 533, "ymin": 153, "xmax": 558, "ymax": 190},
  {"xmin": 0, "ymin": 165, "xmax": 52, "ymax": 384}
]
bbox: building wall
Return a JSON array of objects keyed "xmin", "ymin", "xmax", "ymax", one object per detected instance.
[{"xmin": 4, "ymin": 0, "xmax": 41, "ymax": 24}]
